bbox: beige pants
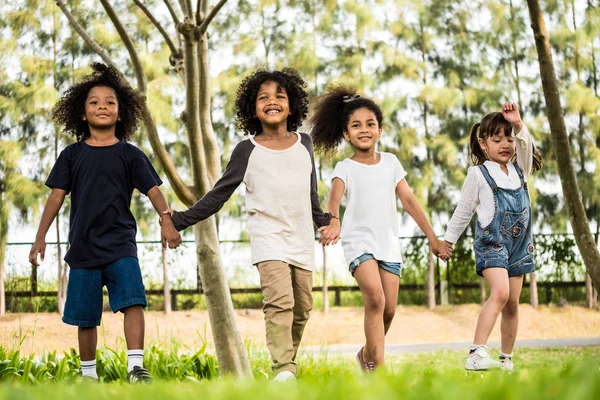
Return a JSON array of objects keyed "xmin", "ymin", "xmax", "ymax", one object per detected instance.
[{"xmin": 256, "ymin": 260, "xmax": 313, "ymax": 375}]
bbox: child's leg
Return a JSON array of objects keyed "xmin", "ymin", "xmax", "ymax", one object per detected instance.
[
  {"xmin": 378, "ymin": 268, "xmax": 399, "ymax": 334},
  {"xmin": 123, "ymin": 305, "xmax": 145, "ymax": 349},
  {"xmin": 290, "ymin": 266, "xmax": 313, "ymax": 359},
  {"xmin": 78, "ymin": 326, "xmax": 98, "ymax": 361},
  {"xmin": 257, "ymin": 260, "xmax": 296, "ymax": 375},
  {"xmin": 104, "ymin": 257, "xmax": 148, "ymax": 376},
  {"xmin": 500, "ymin": 275, "xmax": 524, "ymax": 354},
  {"xmin": 472, "ymin": 268, "xmax": 510, "ymax": 346},
  {"xmin": 354, "ymin": 259, "xmax": 386, "ymax": 366}
]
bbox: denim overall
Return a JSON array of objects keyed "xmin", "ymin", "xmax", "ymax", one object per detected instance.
[{"xmin": 473, "ymin": 163, "xmax": 535, "ymax": 277}]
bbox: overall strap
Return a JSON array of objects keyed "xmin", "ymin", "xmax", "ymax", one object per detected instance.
[
  {"xmin": 512, "ymin": 162, "xmax": 527, "ymax": 188},
  {"xmin": 478, "ymin": 164, "xmax": 499, "ymax": 193}
]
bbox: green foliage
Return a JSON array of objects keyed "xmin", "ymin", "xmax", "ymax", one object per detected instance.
[{"xmin": 0, "ymin": 346, "xmax": 598, "ymax": 399}]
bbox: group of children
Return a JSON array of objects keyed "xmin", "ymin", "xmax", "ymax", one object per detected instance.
[{"xmin": 28, "ymin": 63, "xmax": 542, "ymax": 382}]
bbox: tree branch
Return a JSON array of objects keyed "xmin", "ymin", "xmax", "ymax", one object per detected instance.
[
  {"xmin": 134, "ymin": 0, "xmax": 179, "ymax": 56},
  {"xmin": 197, "ymin": 0, "xmax": 228, "ymax": 35},
  {"xmin": 55, "ymin": 0, "xmax": 120, "ymax": 73},
  {"xmin": 178, "ymin": 0, "xmax": 192, "ymax": 18},
  {"xmin": 134, "ymin": 0, "xmax": 185, "ymax": 82},
  {"xmin": 99, "ymin": 0, "xmax": 147, "ymax": 93},
  {"xmin": 164, "ymin": 0, "xmax": 182, "ymax": 27}
]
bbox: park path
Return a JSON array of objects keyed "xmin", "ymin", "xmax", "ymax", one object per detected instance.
[{"xmin": 304, "ymin": 337, "xmax": 600, "ymax": 355}]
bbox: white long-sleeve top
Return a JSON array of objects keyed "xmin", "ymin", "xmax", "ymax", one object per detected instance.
[{"xmin": 443, "ymin": 125, "xmax": 534, "ymax": 244}]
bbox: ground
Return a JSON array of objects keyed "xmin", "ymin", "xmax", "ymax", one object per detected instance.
[{"xmin": 1, "ymin": 304, "xmax": 599, "ymax": 355}]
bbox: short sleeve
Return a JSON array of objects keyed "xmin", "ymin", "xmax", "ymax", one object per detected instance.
[
  {"xmin": 131, "ymin": 148, "xmax": 162, "ymax": 195},
  {"xmin": 393, "ymin": 156, "xmax": 407, "ymax": 186},
  {"xmin": 46, "ymin": 147, "xmax": 72, "ymax": 194},
  {"xmin": 331, "ymin": 161, "xmax": 348, "ymax": 186}
]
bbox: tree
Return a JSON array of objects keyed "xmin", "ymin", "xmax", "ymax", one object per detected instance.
[
  {"xmin": 526, "ymin": 0, "xmax": 600, "ymax": 288},
  {"xmin": 0, "ymin": 141, "xmax": 43, "ymax": 315},
  {"xmin": 55, "ymin": 0, "xmax": 250, "ymax": 376}
]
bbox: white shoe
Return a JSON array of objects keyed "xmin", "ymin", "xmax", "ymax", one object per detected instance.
[
  {"xmin": 273, "ymin": 371, "xmax": 296, "ymax": 382},
  {"xmin": 465, "ymin": 346, "xmax": 502, "ymax": 371},
  {"xmin": 500, "ymin": 356, "xmax": 514, "ymax": 372}
]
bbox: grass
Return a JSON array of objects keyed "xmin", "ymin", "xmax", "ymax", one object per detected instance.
[{"xmin": 0, "ymin": 345, "xmax": 598, "ymax": 399}]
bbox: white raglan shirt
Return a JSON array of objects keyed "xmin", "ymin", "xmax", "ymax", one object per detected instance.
[{"xmin": 332, "ymin": 152, "xmax": 407, "ymax": 265}]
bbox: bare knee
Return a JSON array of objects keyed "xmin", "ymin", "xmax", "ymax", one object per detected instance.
[
  {"xmin": 489, "ymin": 287, "xmax": 509, "ymax": 307},
  {"xmin": 503, "ymin": 299, "xmax": 519, "ymax": 317},
  {"xmin": 383, "ymin": 306, "xmax": 396, "ymax": 326},
  {"xmin": 363, "ymin": 290, "xmax": 385, "ymax": 314}
]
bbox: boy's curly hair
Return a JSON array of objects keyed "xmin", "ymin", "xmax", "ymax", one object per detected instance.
[
  {"xmin": 235, "ymin": 68, "xmax": 309, "ymax": 135},
  {"xmin": 52, "ymin": 63, "xmax": 142, "ymax": 141}
]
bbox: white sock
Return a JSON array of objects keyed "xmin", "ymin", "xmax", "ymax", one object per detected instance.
[
  {"xmin": 80, "ymin": 359, "xmax": 98, "ymax": 379},
  {"xmin": 127, "ymin": 349, "xmax": 144, "ymax": 373},
  {"xmin": 500, "ymin": 351, "xmax": 513, "ymax": 360},
  {"xmin": 469, "ymin": 344, "xmax": 486, "ymax": 354}
]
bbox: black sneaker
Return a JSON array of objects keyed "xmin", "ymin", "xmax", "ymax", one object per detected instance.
[{"xmin": 126, "ymin": 366, "xmax": 152, "ymax": 383}]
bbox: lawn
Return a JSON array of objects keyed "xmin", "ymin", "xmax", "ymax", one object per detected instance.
[{"xmin": 0, "ymin": 345, "xmax": 598, "ymax": 400}]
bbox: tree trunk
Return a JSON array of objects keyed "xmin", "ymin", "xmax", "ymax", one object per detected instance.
[
  {"xmin": 162, "ymin": 246, "xmax": 171, "ymax": 314},
  {"xmin": 427, "ymin": 250, "xmax": 435, "ymax": 310},
  {"xmin": 193, "ymin": 221, "xmax": 251, "ymax": 377},
  {"xmin": 322, "ymin": 244, "xmax": 329, "ymax": 314},
  {"xmin": 526, "ymin": 0, "xmax": 600, "ymax": 288},
  {"xmin": 0, "ymin": 216, "xmax": 7, "ymax": 315},
  {"xmin": 529, "ymin": 272, "xmax": 539, "ymax": 308}
]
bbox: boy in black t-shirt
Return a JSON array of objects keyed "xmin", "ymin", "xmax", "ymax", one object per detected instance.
[{"xmin": 28, "ymin": 63, "xmax": 181, "ymax": 382}]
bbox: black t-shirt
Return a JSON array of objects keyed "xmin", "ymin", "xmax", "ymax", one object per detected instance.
[{"xmin": 46, "ymin": 140, "xmax": 162, "ymax": 268}]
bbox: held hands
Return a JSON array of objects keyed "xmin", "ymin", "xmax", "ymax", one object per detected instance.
[
  {"xmin": 430, "ymin": 239, "xmax": 453, "ymax": 262},
  {"xmin": 317, "ymin": 217, "xmax": 341, "ymax": 246},
  {"xmin": 28, "ymin": 237, "xmax": 46, "ymax": 267},
  {"xmin": 160, "ymin": 209, "xmax": 182, "ymax": 249}
]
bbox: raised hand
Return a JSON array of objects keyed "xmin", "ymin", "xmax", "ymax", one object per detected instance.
[{"xmin": 501, "ymin": 102, "xmax": 522, "ymax": 125}]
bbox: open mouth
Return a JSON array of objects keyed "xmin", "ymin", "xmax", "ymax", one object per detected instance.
[
  {"xmin": 499, "ymin": 151, "xmax": 511, "ymax": 157},
  {"xmin": 265, "ymin": 109, "xmax": 281, "ymax": 115}
]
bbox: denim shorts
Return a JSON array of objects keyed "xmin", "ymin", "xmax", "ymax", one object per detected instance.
[
  {"xmin": 349, "ymin": 253, "xmax": 402, "ymax": 277},
  {"xmin": 62, "ymin": 257, "xmax": 147, "ymax": 327}
]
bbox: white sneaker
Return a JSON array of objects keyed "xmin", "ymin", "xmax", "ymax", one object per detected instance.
[
  {"xmin": 500, "ymin": 356, "xmax": 514, "ymax": 372},
  {"xmin": 465, "ymin": 346, "xmax": 502, "ymax": 371},
  {"xmin": 273, "ymin": 371, "xmax": 296, "ymax": 382}
]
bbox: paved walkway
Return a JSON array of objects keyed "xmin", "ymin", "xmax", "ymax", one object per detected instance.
[{"xmin": 305, "ymin": 337, "xmax": 600, "ymax": 355}]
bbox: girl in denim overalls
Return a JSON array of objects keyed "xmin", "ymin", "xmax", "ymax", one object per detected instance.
[{"xmin": 443, "ymin": 102, "xmax": 543, "ymax": 371}]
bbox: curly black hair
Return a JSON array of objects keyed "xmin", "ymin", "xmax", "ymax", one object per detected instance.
[
  {"xmin": 52, "ymin": 62, "xmax": 142, "ymax": 142},
  {"xmin": 469, "ymin": 112, "xmax": 543, "ymax": 173},
  {"xmin": 235, "ymin": 68, "xmax": 309, "ymax": 135},
  {"xmin": 309, "ymin": 85, "xmax": 383, "ymax": 153}
]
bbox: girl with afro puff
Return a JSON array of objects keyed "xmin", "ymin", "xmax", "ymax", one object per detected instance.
[
  {"xmin": 165, "ymin": 68, "xmax": 333, "ymax": 381},
  {"xmin": 29, "ymin": 63, "xmax": 181, "ymax": 382}
]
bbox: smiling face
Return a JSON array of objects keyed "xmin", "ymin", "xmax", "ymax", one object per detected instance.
[
  {"xmin": 255, "ymin": 80, "xmax": 290, "ymax": 129},
  {"xmin": 343, "ymin": 107, "xmax": 382, "ymax": 151},
  {"xmin": 479, "ymin": 128, "xmax": 515, "ymax": 165},
  {"xmin": 83, "ymin": 86, "xmax": 120, "ymax": 129}
]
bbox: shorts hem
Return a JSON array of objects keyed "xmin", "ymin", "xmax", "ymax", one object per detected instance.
[
  {"xmin": 111, "ymin": 298, "xmax": 147, "ymax": 313},
  {"xmin": 62, "ymin": 315, "xmax": 100, "ymax": 327}
]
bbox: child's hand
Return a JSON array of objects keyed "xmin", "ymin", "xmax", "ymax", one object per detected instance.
[
  {"xmin": 160, "ymin": 210, "xmax": 181, "ymax": 249},
  {"xmin": 28, "ymin": 238, "xmax": 46, "ymax": 267},
  {"xmin": 430, "ymin": 239, "xmax": 452, "ymax": 261},
  {"xmin": 159, "ymin": 208, "xmax": 175, "ymax": 226},
  {"xmin": 501, "ymin": 102, "xmax": 522, "ymax": 125},
  {"xmin": 317, "ymin": 218, "xmax": 340, "ymax": 246}
]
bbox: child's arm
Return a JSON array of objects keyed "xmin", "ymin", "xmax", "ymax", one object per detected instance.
[
  {"xmin": 443, "ymin": 168, "xmax": 480, "ymax": 245},
  {"xmin": 396, "ymin": 179, "xmax": 449, "ymax": 260},
  {"xmin": 318, "ymin": 178, "xmax": 343, "ymax": 245},
  {"xmin": 147, "ymin": 186, "xmax": 182, "ymax": 249},
  {"xmin": 502, "ymin": 102, "xmax": 533, "ymax": 178},
  {"xmin": 302, "ymin": 134, "xmax": 332, "ymax": 228},
  {"xmin": 171, "ymin": 141, "xmax": 252, "ymax": 231},
  {"xmin": 29, "ymin": 188, "xmax": 67, "ymax": 266}
]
